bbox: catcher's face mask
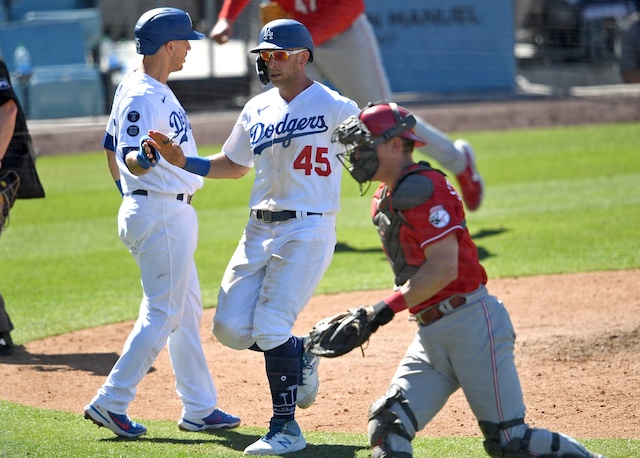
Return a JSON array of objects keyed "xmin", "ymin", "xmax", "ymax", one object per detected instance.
[
  {"xmin": 332, "ymin": 102, "xmax": 426, "ymax": 194},
  {"xmin": 332, "ymin": 115, "xmax": 381, "ymax": 191}
]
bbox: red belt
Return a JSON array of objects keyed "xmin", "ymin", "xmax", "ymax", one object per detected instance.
[{"xmin": 413, "ymin": 295, "xmax": 466, "ymax": 326}]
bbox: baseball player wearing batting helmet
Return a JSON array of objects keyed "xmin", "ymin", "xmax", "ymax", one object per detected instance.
[
  {"xmin": 143, "ymin": 19, "xmax": 360, "ymax": 455},
  {"xmin": 331, "ymin": 103, "xmax": 606, "ymax": 458},
  {"xmin": 83, "ymin": 7, "xmax": 240, "ymax": 438},
  {"xmin": 210, "ymin": 0, "xmax": 485, "ymax": 212}
]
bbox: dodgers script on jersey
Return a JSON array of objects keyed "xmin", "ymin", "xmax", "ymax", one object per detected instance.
[
  {"xmin": 103, "ymin": 70, "xmax": 204, "ymax": 196},
  {"xmin": 221, "ymin": 82, "xmax": 359, "ymax": 214}
]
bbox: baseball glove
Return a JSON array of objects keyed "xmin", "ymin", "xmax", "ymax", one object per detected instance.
[
  {"xmin": 0, "ymin": 169, "xmax": 20, "ymax": 236},
  {"xmin": 306, "ymin": 303, "xmax": 395, "ymax": 358}
]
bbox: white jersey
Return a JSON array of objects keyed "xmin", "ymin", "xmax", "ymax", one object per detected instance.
[
  {"xmin": 222, "ymin": 82, "xmax": 359, "ymax": 214},
  {"xmin": 104, "ymin": 69, "xmax": 204, "ymax": 196}
]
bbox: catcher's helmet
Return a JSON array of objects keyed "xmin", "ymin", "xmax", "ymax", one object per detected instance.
[
  {"xmin": 134, "ymin": 7, "xmax": 205, "ymax": 55},
  {"xmin": 251, "ymin": 19, "xmax": 314, "ymax": 62},
  {"xmin": 359, "ymin": 103, "xmax": 426, "ymax": 146},
  {"xmin": 332, "ymin": 103, "xmax": 426, "ymax": 185}
]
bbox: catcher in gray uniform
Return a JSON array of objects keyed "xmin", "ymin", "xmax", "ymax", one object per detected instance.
[{"xmin": 306, "ymin": 102, "xmax": 606, "ymax": 458}]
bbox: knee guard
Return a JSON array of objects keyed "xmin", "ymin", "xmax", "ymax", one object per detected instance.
[
  {"xmin": 368, "ymin": 385, "xmax": 418, "ymax": 458},
  {"xmin": 479, "ymin": 418, "xmax": 527, "ymax": 458},
  {"xmin": 479, "ymin": 420, "xmax": 564, "ymax": 458}
]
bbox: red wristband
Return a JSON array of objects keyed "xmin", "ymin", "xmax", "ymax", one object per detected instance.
[{"xmin": 383, "ymin": 290, "xmax": 408, "ymax": 313}]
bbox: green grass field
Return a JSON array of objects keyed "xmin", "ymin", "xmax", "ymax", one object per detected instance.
[{"xmin": 1, "ymin": 121, "xmax": 639, "ymax": 457}]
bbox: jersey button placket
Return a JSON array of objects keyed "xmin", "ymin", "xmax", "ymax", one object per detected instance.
[{"xmin": 273, "ymin": 168, "xmax": 282, "ymax": 199}]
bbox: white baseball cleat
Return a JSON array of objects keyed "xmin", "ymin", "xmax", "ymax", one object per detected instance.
[
  {"xmin": 297, "ymin": 337, "xmax": 320, "ymax": 409},
  {"xmin": 243, "ymin": 418, "xmax": 306, "ymax": 456}
]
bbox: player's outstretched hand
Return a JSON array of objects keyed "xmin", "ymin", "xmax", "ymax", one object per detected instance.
[
  {"xmin": 147, "ymin": 130, "xmax": 187, "ymax": 168},
  {"xmin": 210, "ymin": 18, "xmax": 233, "ymax": 44}
]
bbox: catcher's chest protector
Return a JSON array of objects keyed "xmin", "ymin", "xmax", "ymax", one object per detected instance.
[{"xmin": 373, "ymin": 162, "xmax": 438, "ymax": 286}]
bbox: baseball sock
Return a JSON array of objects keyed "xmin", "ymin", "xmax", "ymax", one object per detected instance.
[{"xmin": 264, "ymin": 337, "xmax": 303, "ymax": 422}]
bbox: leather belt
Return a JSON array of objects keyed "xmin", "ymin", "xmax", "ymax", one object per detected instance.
[
  {"xmin": 254, "ymin": 209, "xmax": 322, "ymax": 223},
  {"xmin": 413, "ymin": 295, "xmax": 466, "ymax": 326},
  {"xmin": 131, "ymin": 189, "xmax": 192, "ymax": 204}
]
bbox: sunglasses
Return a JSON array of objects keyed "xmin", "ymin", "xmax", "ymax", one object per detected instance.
[{"xmin": 259, "ymin": 49, "xmax": 306, "ymax": 61}]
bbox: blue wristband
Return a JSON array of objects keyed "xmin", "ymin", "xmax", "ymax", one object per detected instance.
[
  {"xmin": 182, "ymin": 156, "xmax": 211, "ymax": 176},
  {"xmin": 115, "ymin": 179, "xmax": 123, "ymax": 196}
]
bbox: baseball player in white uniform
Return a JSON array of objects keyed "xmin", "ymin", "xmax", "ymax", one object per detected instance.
[
  {"xmin": 145, "ymin": 18, "xmax": 360, "ymax": 456},
  {"xmin": 211, "ymin": 0, "xmax": 485, "ymax": 212},
  {"xmin": 83, "ymin": 8, "xmax": 240, "ymax": 438}
]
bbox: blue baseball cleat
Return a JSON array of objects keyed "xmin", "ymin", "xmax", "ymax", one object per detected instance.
[
  {"xmin": 84, "ymin": 403, "xmax": 147, "ymax": 438},
  {"xmin": 178, "ymin": 408, "xmax": 241, "ymax": 431}
]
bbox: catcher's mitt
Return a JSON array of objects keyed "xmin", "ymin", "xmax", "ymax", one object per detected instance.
[
  {"xmin": 306, "ymin": 307, "xmax": 375, "ymax": 358},
  {"xmin": 0, "ymin": 169, "xmax": 20, "ymax": 236}
]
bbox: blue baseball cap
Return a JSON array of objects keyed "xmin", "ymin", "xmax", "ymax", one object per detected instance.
[
  {"xmin": 251, "ymin": 19, "xmax": 314, "ymax": 62},
  {"xmin": 135, "ymin": 7, "xmax": 205, "ymax": 55}
]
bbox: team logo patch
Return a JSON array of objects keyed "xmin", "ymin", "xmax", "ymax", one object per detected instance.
[
  {"xmin": 0, "ymin": 78, "xmax": 10, "ymax": 90},
  {"xmin": 127, "ymin": 125, "xmax": 140, "ymax": 136},
  {"xmin": 263, "ymin": 28, "xmax": 274, "ymax": 41},
  {"xmin": 429, "ymin": 205, "xmax": 450, "ymax": 228},
  {"xmin": 127, "ymin": 111, "xmax": 140, "ymax": 122}
]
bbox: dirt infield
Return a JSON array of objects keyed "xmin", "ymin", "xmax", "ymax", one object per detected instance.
[
  {"xmin": 3, "ymin": 92, "xmax": 640, "ymax": 441},
  {"xmin": 1, "ymin": 271, "xmax": 639, "ymax": 440}
]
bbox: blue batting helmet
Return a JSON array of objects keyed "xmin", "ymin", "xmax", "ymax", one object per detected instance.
[
  {"xmin": 251, "ymin": 19, "xmax": 314, "ymax": 62},
  {"xmin": 134, "ymin": 7, "xmax": 205, "ymax": 55}
]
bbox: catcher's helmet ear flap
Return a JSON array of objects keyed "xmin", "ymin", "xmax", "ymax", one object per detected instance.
[
  {"xmin": 134, "ymin": 7, "xmax": 205, "ymax": 55},
  {"xmin": 359, "ymin": 103, "xmax": 426, "ymax": 146},
  {"xmin": 250, "ymin": 19, "xmax": 314, "ymax": 62}
]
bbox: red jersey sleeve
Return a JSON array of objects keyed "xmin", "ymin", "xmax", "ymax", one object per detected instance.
[
  {"xmin": 402, "ymin": 172, "xmax": 487, "ymax": 310},
  {"xmin": 372, "ymin": 167, "xmax": 487, "ymax": 313},
  {"xmin": 218, "ymin": 0, "xmax": 252, "ymax": 23}
]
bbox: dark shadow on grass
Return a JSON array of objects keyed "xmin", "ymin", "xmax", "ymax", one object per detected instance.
[
  {"xmin": 470, "ymin": 227, "xmax": 509, "ymax": 262},
  {"xmin": 108, "ymin": 429, "xmax": 367, "ymax": 456},
  {"xmin": 336, "ymin": 227, "xmax": 508, "ymax": 262},
  {"xmin": 0, "ymin": 347, "xmax": 155, "ymax": 377},
  {"xmin": 296, "ymin": 442, "xmax": 367, "ymax": 457},
  {"xmin": 335, "ymin": 242, "xmax": 381, "ymax": 254},
  {"xmin": 470, "ymin": 228, "xmax": 508, "ymax": 240}
]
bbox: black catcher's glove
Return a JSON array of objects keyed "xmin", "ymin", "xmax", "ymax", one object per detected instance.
[
  {"xmin": 306, "ymin": 301, "xmax": 395, "ymax": 358},
  {"xmin": 0, "ymin": 170, "xmax": 20, "ymax": 237}
]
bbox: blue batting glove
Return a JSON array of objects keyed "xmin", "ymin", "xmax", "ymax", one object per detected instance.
[{"xmin": 136, "ymin": 135, "xmax": 158, "ymax": 169}]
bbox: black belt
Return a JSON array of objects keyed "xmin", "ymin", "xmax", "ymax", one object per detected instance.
[
  {"xmin": 414, "ymin": 295, "xmax": 466, "ymax": 326},
  {"xmin": 254, "ymin": 209, "xmax": 322, "ymax": 223},
  {"xmin": 131, "ymin": 189, "xmax": 192, "ymax": 204}
]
